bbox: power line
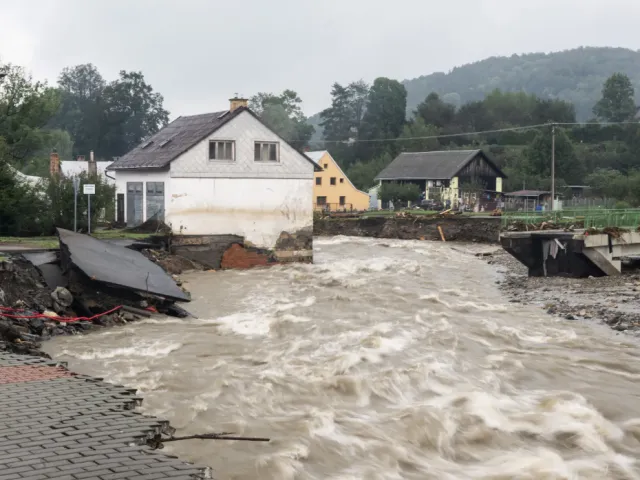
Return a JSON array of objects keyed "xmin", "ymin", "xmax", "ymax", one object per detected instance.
[{"xmin": 311, "ymin": 120, "xmax": 640, "ymax": 145}]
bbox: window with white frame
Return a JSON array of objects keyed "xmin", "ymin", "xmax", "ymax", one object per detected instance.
[
  {"xmin": 208, "ymin": 140, "xmax": 235, "ymax": 161},
  {"xmin": 254, "ymin": 141, "xmax": 279, "ymax": 162}
]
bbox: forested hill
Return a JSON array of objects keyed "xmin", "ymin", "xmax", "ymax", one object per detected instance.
[{"xmin": 402, "ymin": 47, "xmax": 640, "ymax": 121}]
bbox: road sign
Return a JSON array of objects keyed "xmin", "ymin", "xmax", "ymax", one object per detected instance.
[{"xmin": 83, "ymin": 184, "xmax": 95, "ymax": 195}]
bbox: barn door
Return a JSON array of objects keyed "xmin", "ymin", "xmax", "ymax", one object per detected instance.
[{"xmin": 126, "ymin": 182, "xmax": 143, "ymax": 227}]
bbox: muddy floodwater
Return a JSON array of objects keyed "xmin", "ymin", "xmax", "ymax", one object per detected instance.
[{"xmin": 44, "ymin": 237, "xmax": 640, "ymax": 479}]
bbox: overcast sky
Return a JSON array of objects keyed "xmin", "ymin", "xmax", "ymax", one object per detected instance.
[{"xmin": 2, "ymin": 0, "xmax": 639, "ymax": 118}]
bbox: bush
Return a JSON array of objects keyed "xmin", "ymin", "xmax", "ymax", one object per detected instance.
[
  {"xmin": 46, "ymin": 172, "xmax": 116, "ymax": 232},
  {"xmin": 0, "ymin": 162, "xmax": 50, "ymax": 236},
  {"xmin": 614, "ymin": 200, "xmax": 631, "ymax": 209},
  {"xmin": 379, "ymin": 182, "xmax": 422, "ymax": 206}
]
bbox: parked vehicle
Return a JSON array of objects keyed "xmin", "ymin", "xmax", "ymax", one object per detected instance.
[{"xmin": 420, "ymin": 199, "xmax": 444, "ymax": 211}]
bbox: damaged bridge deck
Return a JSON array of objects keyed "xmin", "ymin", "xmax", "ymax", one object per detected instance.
[{"xmin": 501, "ymin": 230, "xmax": 640, "ymax": 277}]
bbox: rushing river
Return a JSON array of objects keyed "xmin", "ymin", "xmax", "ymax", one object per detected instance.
[{"xmin": 44, "ymin": 237, "xmax": 640, "ymax": 479}]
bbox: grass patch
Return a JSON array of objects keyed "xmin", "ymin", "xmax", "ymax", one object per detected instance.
[
  {"xmin": 92, "ymin": 229, "xmax": 152, "ymax": 240},
  {"xmin": 0, "ymin": 229, "xmax": 152, "ymax": 250},
  {"xmin": 0, "ymin": 236, "xmax": 59, "ymax": 249},
  {"xmin": 360, "ymin": 210, "xmax": 438, "ymax": 217}
]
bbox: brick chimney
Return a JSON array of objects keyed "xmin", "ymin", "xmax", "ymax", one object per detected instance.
[
  {"xmin": 229, "ymin": 96, "xmax": 248, "ymax": 112},
  {"xmin": 49, "ymin": 149, "xmax": 60, "ymax": 177},
  {"xmin": 88, "ymin": 150, "xmax": 97, "ymax": 176}
]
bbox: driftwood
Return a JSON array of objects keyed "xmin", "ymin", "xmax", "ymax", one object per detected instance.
[{"xmin": 147, "ymin": 432, "xmax": 270, "ymax": 449}]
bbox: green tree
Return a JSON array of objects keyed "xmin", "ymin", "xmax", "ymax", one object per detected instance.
[
  {"xmin": 360, "ymin": 78, "xmax": 407, "ymax": 140},
  {"xmin": 0, "ymin": 64, "xmax": 60, "ymax": 163},
  {"xmin": 101, "ymin": 71, "xmax": 169, "ymax": 158},
  {"xmin": 52, "ymin": 64, "xmax": 105, "ymax": 157},
  {"xmin": 345, "ymin": 152, "xmax": 393, "ymax": 191},
  {"xmin": 456, "ymin": 101, "xmax": 494, "ymax": 132},
  {"xmin": 249, "ymin": 90, "xmax": 314, "ymax": 147},
  {"xmin": 320, "ymin": 81, "xmax": 369, "ymax": 141},
  {"xmin": 593, "ymin": 73, "xmax": 638, "ymax": 122},
  {"xmin": 0, "ymin": 139, "xmax": 49, "ymax": 235},
  {"xmin": 52, "ymin": 66, "xmax": 169, "ymax": 159},
  {"xmin": 415, "ymin": 93, "xmax": 456, "ymax": 129},
  {"xmin": 358, "ymin": 77, "xmax": 407, "ymax": 158},
  {"xmin": 398, "ymin": 117, "xmax": 440, "ymax": 152},
  {"xmin": 525, "ymin": 127, "xmax": 583, "ymax": 184}
]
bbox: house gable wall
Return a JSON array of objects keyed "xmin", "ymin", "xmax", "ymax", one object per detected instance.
[
  {"xmin": 313, "ymin": 152, "xmax": 369, "ymax": 211},
  {"xmin": 169, "ymin": 110, "xmax": 313, "ymax": 179}
]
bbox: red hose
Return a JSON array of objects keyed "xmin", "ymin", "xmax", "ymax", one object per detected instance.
[{"xmin": 0, "ymin": 305, "xmax": 123, "ymax": 323}]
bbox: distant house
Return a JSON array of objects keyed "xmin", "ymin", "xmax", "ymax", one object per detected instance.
[
  {"xmin": 374, "ymin": 149, "xmax": 506, "ymax": 210},
  {"xmin": 60, "ymin": 156, "xmax": 115, "ymax": 186},
  {"xmin": 306, "ymin": 150, "xmax": 369, "ymax": 211},
  {"xmin": 107, "ymin": 97, "xmax": 321, "ymax": 265},
  {"xmin": 504, "ymin": 189, "xmax": 559, "ymax": 211}
]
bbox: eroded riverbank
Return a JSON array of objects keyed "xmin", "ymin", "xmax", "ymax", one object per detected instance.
[
  {"xmin": 490, "ymin": 249, "xmax": 640, "ymax": 334},
  {"xmin": 43, "ymin": 236, "xmax": 640, "ymax": 479}
]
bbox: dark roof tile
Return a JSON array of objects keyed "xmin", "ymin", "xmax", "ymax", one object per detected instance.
[
  {"xmin": 109, "ymin": 110, "xmax": 237, "ymax": 170},
  {"xmin": 109, "ymin": 107, "xmax": 320, "ymax": 171},
  {"xmin": 375, "ymin": 149, "xmax": 505, "ymax": 181}
]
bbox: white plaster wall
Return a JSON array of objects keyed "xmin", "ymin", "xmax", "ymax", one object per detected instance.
[
  {"xmin": 114, "ymin": 170, "xmax": 170, "ymax": 223},
  {"xmin": 170, "ymin": 110, "xmax": 314, "ymax": 179},
  {"xmin": 167, "ymin": 177, "xmax": 313, "ymax": 248}
]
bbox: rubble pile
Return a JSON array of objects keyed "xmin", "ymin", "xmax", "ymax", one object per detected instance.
[
  {"xmin": 487, "ymin": 249, "xmax": 640, "ymax": 334},
  {"xmin": 0, "ymin": 229, "xmax": 194, "ymax": 357},
  {"xmin": 505, "ymin": 219, "xmax": 582, "ymax": 232}
]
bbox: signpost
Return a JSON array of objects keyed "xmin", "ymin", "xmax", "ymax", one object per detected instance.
[
  {"xmin": 83, "ymin": 184, "xmax": 95, "ymax": 234},
  {"xmin": 72, "ymin": 177, "xmax": 80, "ymax": 232}
]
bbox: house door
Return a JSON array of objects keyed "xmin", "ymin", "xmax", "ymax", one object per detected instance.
[
  {"xmin": 116, "ymin": 194, "xmax": 125, "ymax": 224},
  {"xmin": 126, "ymin": 182, "xmax": 143, "ymax": 227}
]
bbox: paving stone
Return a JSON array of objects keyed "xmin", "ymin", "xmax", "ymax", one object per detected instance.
[{"xmin": 0, "ymin": 351, "xmax": 209, "ymax": 479}]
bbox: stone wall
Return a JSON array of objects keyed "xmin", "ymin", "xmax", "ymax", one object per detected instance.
[{"xmin": 313, "ymin": 216, "xmax": 501, "ymax": 244}]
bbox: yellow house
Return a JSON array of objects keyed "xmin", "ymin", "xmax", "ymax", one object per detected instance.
[{"xmin": 306, "ymin": 151, "xmax": 370, "ymax": 211}]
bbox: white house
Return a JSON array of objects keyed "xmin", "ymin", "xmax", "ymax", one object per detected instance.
[{"xmin": 107, "ymin": 98, "xmax": 321, "ymax": 265}]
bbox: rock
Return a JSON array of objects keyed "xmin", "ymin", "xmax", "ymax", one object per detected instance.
[
  {"xmin": 42, "ymin": 310, "xmax": 59, "ymax": 318},
  {"xmin": 51, "ymin": 287, "xmax": 73, "ymax": 307},
  {"xmin": 0, "ymin": 288, "xmax": 4, "ymax": 304},
  {"xmin": 30, "ymin": 318, "xmax": 45, "ymax": 335},
  {"xmin": 122, "ymin": 312, "xmax": 137, "ymax": 322},
  {"xmin": 139, "ymin": 300, "xmax": 149, "ymax": 308},
  {"xmin": 565, "ymin": 314, "xmax": 576, "ymax": 320}
]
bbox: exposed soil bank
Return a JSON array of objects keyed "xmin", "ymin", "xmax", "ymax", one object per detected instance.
[
  {"xmin": 490, "ymin": 249, "xmax": 640, "ymax": 334},
  {"xmin": 314, "ymin": 216, "xmax": 501, "ymax": 243}
]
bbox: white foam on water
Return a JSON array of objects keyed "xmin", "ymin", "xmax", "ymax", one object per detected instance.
[
  {"xmin": 43, "ymin": 236, "xmax": 640, "ymax": 479},
  {"xmin": 61, "ymin": 340, "xmax": 182, "ymax": 360}
]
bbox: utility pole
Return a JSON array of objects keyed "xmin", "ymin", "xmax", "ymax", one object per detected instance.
[{"xmin": 551, "ymin": 124, "xmax": 556, "ymax": 211}]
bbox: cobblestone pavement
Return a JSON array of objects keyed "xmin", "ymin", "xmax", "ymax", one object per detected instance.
[{"xmin": 0, "ymin": 351, "xmax": 211, "ymax": 479}]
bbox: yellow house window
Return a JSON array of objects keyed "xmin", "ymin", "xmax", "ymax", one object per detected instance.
[
  {"xmin": 323, "ymin": 163, "xmax": 328, "ymax": 169},
  {"xmin": 330, "ymin": 177, "xmax": 336, "ymax": 185},
  {"xmin": 339, "ymin": 196, "xmax": 346, "ymax": 206},
  {"xmin": 340, "ymin": 178, "xmax": 344, "ymax": 183},
  {"xmin": 316, "ymin": 177, "xmax": 322, "ymax": 185}
]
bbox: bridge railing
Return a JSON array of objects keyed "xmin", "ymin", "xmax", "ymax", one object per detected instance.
[{"xmin": 501, "ymin": 209, "xmax": 640, "ymax": 229}]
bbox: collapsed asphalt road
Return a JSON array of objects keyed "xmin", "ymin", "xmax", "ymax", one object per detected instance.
[{"xmin": 0, "ymin": 230, "xmax": 194, "ymax": 356}]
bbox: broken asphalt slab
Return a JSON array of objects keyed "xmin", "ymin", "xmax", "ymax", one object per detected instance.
[{"xmin": 57, "ymin": 228, "xmax": 190, "ymax": 302}]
